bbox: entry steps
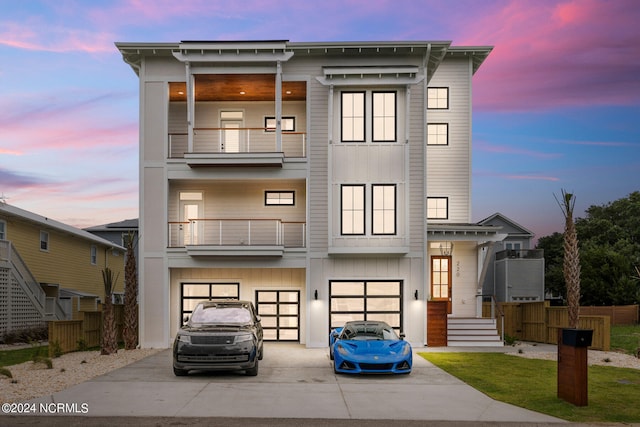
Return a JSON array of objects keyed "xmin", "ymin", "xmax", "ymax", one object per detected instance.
[{"xmin": 447, "ymin": 317, "xmax": 503, "ymax": 347}]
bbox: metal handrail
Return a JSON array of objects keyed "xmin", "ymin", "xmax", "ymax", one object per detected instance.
[{"xmin": 477, "ymin": 293, "xmax": 505, "ymax": 343}]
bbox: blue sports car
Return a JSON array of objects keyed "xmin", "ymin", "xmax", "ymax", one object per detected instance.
[{"xmin": 329, "ymin": 320, "xmax": 412, "ymax": 374}]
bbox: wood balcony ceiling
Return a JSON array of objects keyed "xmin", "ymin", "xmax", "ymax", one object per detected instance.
[{"xmin": 170, "ymin": 75, "xmax": 306, "ymax": 102}]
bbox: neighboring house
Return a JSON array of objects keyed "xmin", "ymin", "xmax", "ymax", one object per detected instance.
[
  {"xmin": 477, "ymin": 213, "xmax": 545, "ymax": 302},
  {"xmin": 85, "ymin": 219, "xmax": 139, "ymax": 305},
  {"xmin": 0, "ymin": 203, "xmax": 125, "ymax": 334},
  {"xmin": 117, "ymin": 39, "xmax": 505, "ymax": 349}
]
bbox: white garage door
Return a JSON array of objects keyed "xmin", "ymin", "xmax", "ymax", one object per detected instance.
[{"xmin": 329, "ymin": 280, "xmax": 403, "ymax": 332}]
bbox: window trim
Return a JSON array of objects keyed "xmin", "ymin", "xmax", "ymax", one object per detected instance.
[
  {"xmin": 427, "ymin": 197, "xmax": 449, "ymax": 220},
  {"xmin": 90, "ymin": 245, "xmax": 97, "ymax": 265},
  {"xmin": 341, "ymin": 91, "xmax": 366, "ymax": 142},
  {"xmin": 372, "ymin": 184, "xmax": 396, "ymax": 235},
  {"xmin": 341, "ymin": 184, "xmax": 366, "ymax": 235},
  {"xmin": 427, "ymin": 87, "xmax": 449, "ymax": 110},
  {"xmin": 264, "ymin": 116, "xmax": 296, "ymax": 132},
  {"xmin": 0, "ymin": 219, "xmax": 6, "ymax": 240},
  {"xmin": 265, "ymin": 191, "xmax": 295, "ymax": 206},
  {"xmin": 39, "ymin": 230, "xmax": 49, "ymax": 251},
  {"xmin": 427, "ymin": 123, "xmax": 449, "ymax": 146},
  {"xmin": 372, "ymin": 91, "xmax": 397, "ymax": 142}
]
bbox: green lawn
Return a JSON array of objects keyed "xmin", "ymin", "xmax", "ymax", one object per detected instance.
[
  {"xmin": 611, "ymin": 324, "xmax": 640, "ymax": 355},
  {"xmin": 0, "ymin": 345, "xmax": 48, "ymax": 368},
  {"xmin": 419, "ymin": 352, "xmax": 640, "ymax": 423}
]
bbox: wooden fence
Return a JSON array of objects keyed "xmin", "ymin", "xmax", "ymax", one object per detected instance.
[
  {"xmin": 579, "ymin": 305, "xmax": 638, "ymax": 325},
  {"xmin": 484, "ymin": 301, "xmax": 615, "ymax": 351},
  {"xmin": 48, "ymin": 305, "xmax": 125, "ymax": 356}
]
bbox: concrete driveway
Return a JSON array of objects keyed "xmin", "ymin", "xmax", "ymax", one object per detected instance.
[{"xmin": 21, "ymin": 343, "xmax": 563, "ymax": 424}]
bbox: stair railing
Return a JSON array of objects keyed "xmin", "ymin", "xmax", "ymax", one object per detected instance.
[{"xmin": 477, "ymin": 293, "xmax": 505, "ymax": 343}]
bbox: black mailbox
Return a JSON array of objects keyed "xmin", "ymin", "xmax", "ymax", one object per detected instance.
[{"xmin": 562, "ymin": 329, "xmax": 593, "ymax": 347}]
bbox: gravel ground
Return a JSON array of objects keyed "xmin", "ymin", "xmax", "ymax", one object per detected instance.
[
  {"xmin": 507, "ymin": 342, "xmax": 640, "ymax": 369},
  {"xmin": 0, "ymin": 347, "xmax": 162, "ymax": 403},
  {"xmin": 1, "ymin": 342, "xmax": 638, "ymax": 405}
]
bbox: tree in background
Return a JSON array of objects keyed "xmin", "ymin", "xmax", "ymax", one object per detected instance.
[
  {"xmin": 556, "ymin": 190, "xmax": 581, "ymax": 328},
  {"xmin": 123, "ymin": 231, "xmax": 138, "ymax": 350},
  {"xmin": 101, "ymin": 267, "xmax": 119, "ymax": 355},
  {"xmin": 538, "ymin": 191, "xmax": 640, "ymax": 306}
]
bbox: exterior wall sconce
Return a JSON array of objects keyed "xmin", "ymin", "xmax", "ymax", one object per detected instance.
[
  {"xmin": 414, "ymin": 290, "xmax": 419, "ymax": 300},
  {"xmin": 439, "ymin": 242, "xmax": 454, "ymax": 256},
  {"xmin": 314, "ymin": 289, "xmax": 318, "ymax": 300}
]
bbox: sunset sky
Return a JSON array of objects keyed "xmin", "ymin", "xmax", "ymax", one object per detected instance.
[{"xmin": 1, "ymin": 0, "xmax": 638, "ymax": 241}]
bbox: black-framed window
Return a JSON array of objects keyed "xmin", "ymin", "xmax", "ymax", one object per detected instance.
[
  {"xmin": 372, "ymin": 91, "xmax": 396, "ymax": 142},
  {"xmin": 90, "ymin": 245, "xmax": 97, "ymax": 265},
  {"xmin": 427, "ymin": 123, "xmax": 448, "ymax": 145},
  {"xmin": 0, "ymin": 220, "xmax": 6, "ymax": 240},
  {"xmin": 372, "ymin": 184, "xmax": 396, "ymax": 235},
  {"xmin": 265, "ymin": 116, "xmax": 295, "ymax": 132},
  {"xmin": 427, "ymin": 87, "xmax": 449, "ymax": 109},
  {"xmin": 341, "ymin": 184, "xmax": 365, "ymax": 235},
  {"xmin": 427, "ymin": 197, "xmax": 448, "ymax": 219},
  {"xmin": 341, "ymin": 91, "xmax": 365, "ymax": 142},
  {"xmin": 265, "ymin": 191, "xmax": 295, "ymax": 206},
  {"xmin": 256, "ymin": 290, "xmax": 300, "ymax": 342}
]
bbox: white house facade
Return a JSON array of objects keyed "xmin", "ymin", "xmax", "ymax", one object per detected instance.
[{"xmin": 116, "ymin": 40, "xmax": 505, "ymax": 349}]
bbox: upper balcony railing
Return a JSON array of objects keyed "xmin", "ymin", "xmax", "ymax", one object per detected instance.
[
  {"xmin": 496, "ymin": 249, "xmax": 544, "ymax": 260},
  {"xmin": 169, "ymin": 127, "xmax": 306, "ymax": 159},
  {"xmin": 168, "ymin": 219, "xmax": 306, "ymax": 249}
]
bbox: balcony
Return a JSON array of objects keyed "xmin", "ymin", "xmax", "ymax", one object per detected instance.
[
  {"xmin": 168, "ymin": 219, "xmax": 306, "ymax": 257},
  {"xmin": 169, "ymin": 128, "xmax": 306, "ymax": 166}
]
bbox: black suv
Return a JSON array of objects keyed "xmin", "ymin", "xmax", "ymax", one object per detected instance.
[{"xmin": 173, "ymin": 300, "xmax": 264, "ymax": 376}]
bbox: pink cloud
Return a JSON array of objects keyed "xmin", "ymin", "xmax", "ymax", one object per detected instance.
[
  {"xmin": 457, "ymin": 0, "xmax": 640, "ymax": 112},
  {"xmin": 0, "ymin": 21, "xmax": 115, "ymax": 53},
  {"xmin": 475, "ymin": 170, "xmax": 560, "ymax": 182},
  {"xmin": 475, "ymin": 140, "xmax": 561, "ymax": 159}
]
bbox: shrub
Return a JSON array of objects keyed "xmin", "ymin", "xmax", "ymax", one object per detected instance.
[{"xmin": 0, "ymin": 367, "xmax": 12, "ymax": 378}]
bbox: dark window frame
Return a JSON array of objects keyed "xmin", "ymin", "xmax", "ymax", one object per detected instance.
[
  {"xmin": 427, "ymin": 87, "xmax": 449, "ymax": 110},
  {"xmin": 341, "ymin": 91, "xmax": 366, "ymax": 142},
  {"xmin": 427, "ymin": 123, "xmax": 449, "ymax": 146},
  {"xmin": 264, "ymin": 116, "xmax": 296, "ymax": 132},
  {"xmin": 265, "ymin": 190, "xmax": 295, "ymax": 206},
  {"xmin": 372, "ymin": 91, "xmax": 397, "ymax": 142},
  {"xmin": 427, "ymin": 197, "xmax": 449, "ymax": 220},
  {"xmin": 341, "ymin": 184, "xmax": 366, "ymax": 235},
  {"xmin": 372, "ymin": 184, "xmax": 397, "ymax": 235}
]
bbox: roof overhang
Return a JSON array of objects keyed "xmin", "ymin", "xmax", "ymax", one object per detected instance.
[{"xmin": 427, "ymin": 223, "xmax": 507, "ymax": 242}]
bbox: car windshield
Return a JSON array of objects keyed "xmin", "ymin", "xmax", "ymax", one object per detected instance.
[
  {"xmin": 341, "ymin": 323, "xmax": 399, "ymax": 341},
  {"xmin": 190, "ymin": 304, "xmax": 252, "ymax": 325}
]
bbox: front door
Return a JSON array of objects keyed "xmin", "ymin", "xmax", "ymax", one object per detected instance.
[
  {"xmin": 179, "ymin": 192, "xmax": 203, "ymax": 245},
  {"xmin": 431, "ymin": 256, "xmax": 452, "ymax": 314},
  {"xmin": 221, "ymin": 120, "xmax": 241, "ymax": 153}
]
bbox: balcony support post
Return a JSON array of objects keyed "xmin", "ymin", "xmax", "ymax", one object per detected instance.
[
  {"xmin": 186, "ymin": 61, "xmax": 194, "ymax": 153},
  {"xmin": 275, "ymin": 61, "xmax": 283, "ymax": 152}
]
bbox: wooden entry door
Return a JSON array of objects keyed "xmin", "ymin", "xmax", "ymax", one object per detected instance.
[{"xmin": 431, "ymin": 256, "xmax": 452, "ymax": 314}]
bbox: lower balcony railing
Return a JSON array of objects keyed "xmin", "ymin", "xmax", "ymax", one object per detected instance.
[
  {"xmin": 168, "ymin": 219, "xmax": 306, "ymax": 248},
  {"xmin": 169, "ymin": 128, "xmax": 306, "ymax": 159}
]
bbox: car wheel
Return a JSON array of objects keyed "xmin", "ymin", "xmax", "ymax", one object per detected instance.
[
  {"xmin": 246, "ymin": 359, "xmax": 259, "ymax": 376},
  {"xmin": 333, "ymin": 361, "xmax": 339, "ymax": 374},
  {"xmin": 329, "ymin": 349, "xmax": 334, "ymax": 360},
  {"xmin": 173, "ymin": 367, "xmax": 188, "ymax": 376},
  {"xmin": 258, "ymin": 344, "xmax": 264, "ymax": 360}
]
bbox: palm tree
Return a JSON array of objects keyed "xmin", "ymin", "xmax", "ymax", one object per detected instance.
[
  {"xmin": 555, "ymin": 190, "xmax": 581, "ymax": 329},
  {"xmin": 123, "ymin": 231, "xmax": 139, "ymax": 350},
  {"xmin": 101, "ymin": 267, "xmax": 119, "ymax": 355}
]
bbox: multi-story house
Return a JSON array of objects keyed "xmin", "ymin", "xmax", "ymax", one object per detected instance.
[
  {"xmin": 116, "ymin": 39, "xmax": 505, "ymax": 348},
  {"xmin": 0, "ymin": 203, "xmax": 125, "ymax": 334},
  {"xmin": 478, "ymin": 213, "xmax": 545, "ymax": 303}
]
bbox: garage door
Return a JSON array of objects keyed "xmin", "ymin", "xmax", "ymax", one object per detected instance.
[
  {"xmin": 256, "ymin": 290, "xmax": 300, "ymax": 342},
  {"xmin": 329, "ymin": 280, "xmax": 402, "ymax": 331},
  {"xmin": 180, "ymin": 282, "xmax": 239, "ymax": 323}
]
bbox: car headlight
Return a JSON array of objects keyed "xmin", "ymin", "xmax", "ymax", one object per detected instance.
[
  {"xmin": 235, "ymin": 334, "xmax": 254, "ymax": 343},
  {"xmin": 402, "ymin": 343, "xmax": 411, "ymax": 355},
  {"xmin": 336, "ymin": 343, "xmax": 348, "ymax": 355},
  {"xmin": 177, "ymin": 334, "xmax": 191, "ymax": 343}
]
